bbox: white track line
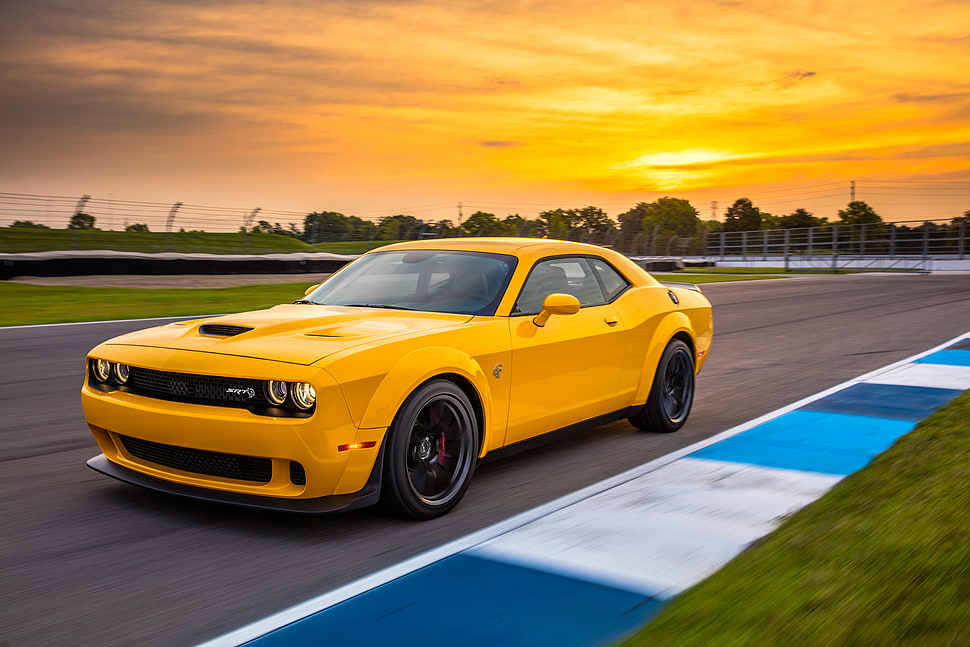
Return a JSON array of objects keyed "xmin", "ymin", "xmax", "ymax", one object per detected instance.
[{"xmin": 197, "ymin": 331, "xmax": 969, "ymax": 647}]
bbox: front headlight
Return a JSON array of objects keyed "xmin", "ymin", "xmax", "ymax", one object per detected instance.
[
  {"xmin": 112, "ymin": 363, "xmax": 130, "ymax": 384},
  {"xmin": 291, "ymin": 382, "xmax": 316, "ymax": 410},
  {"xmin": 92, "ymin": 358, "xmax": 112, "ymax": 382},
  {"xmin": 265, "ymin": 380, "xmax": 289, "ymax": 405}
]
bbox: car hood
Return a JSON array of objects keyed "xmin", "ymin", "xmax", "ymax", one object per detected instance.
[{"xmin": 103, "ymin": 304, "xmax": 474, "ymax": 365}]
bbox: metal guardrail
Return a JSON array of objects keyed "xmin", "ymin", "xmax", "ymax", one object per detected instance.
[{"xmin": 703, "ymin": 219, "xmax": 966, "ymax": 271}]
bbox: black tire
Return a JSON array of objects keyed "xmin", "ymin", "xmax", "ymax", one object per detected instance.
[
  {"xmin": 628, "ymin": 338, "xmax": 695, "ymax": 433},
  {"xmin": 380, "ymin": 379, "xmax": 479, "ymax": 519}
]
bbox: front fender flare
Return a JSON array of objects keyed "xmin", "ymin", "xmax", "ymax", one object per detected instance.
[{"xmin": 358, "ymin": 346, "xmax": 494, "ymax": 454}]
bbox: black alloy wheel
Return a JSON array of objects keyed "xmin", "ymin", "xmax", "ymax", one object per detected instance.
[
  {"xmin": 381, "ymin": 379, "xmax": 478, "ymax": 519},
  {"xmin": 628, "ymin": 338, "xmax": 695, "ymax": 433}
]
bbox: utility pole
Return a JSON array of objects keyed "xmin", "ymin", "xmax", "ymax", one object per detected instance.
[
  {"xmin": 458, "ymin": 201, "xmax": 463, "ymax": 226},
  {"xmin": 710, "ymin": 200, "xmax": 718, "ymax": 220},
  {"xmin": 850, "ymin": 180, "xmax": 856, "ymax": 202}
]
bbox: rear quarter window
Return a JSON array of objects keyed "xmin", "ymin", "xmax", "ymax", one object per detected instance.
[{"xmin": 590, "ymin": 258, "xmax": 630, "ymax": 301}]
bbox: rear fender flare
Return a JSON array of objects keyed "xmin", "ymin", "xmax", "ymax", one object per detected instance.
[{"xmin": 633, "ymin": 312, "xmax": 695, "ymax": 405}]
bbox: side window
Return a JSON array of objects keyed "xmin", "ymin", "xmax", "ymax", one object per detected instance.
[
  {"xmin": 513, "ymin": 257, "xmax": 607, "ymax": 315},
  {"xmin": 590, "ymin": 258, "xmax": 630, "ymax": 301}
]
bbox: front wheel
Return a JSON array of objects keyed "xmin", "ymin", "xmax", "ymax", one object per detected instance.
[
  {"xmin": 380, "ymin": 379, "xmax": 479, "ymax": 520},
  {"xmin": 628, "ymin": 338, "xmax": 695, "ymax": 433}
]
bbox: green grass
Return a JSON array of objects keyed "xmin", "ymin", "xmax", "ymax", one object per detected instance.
[
  {"xmin": 652, "ymin": 273, "xmax": 782, "ymax": 284},
  {"xmin": 681, "ymin": 266, "xmax": 796, "ymax": 274},
  {"xmin": 0, "ymin": 282, "xmax": 311, "ymax": 326},
  {"xmin": 0, "ymin": 228, "xmax": 409, "ymax": 255},
  {"xmin": 619, "ymin": 390, "xmax": 970, "ymax": 647},
  {"xmin": 0, "ymin": 228, "xmax": 410, "ymax": 255},
  {"xmin": 312, "ymin": 240, "xmax": 399, "ymax": 254},
  {"xmin": 1, "ymin": 271, "xmax": 775, "ymax": 326},
  {"xmin": 681, "ymin": 266, "xmax": 927, "ymax": 275},
  {"xmin": 0, "ymin": 229, "xmax": 314, "ymax": 254}
]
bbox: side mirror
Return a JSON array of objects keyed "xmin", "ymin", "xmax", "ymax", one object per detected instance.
[
  {"xmin": 533, "ymin": 293, "xmax": 580, "ymax": 327},
  {"xmin": 304, "ymin": 283, "xmax": 320, "ymax": 296}
]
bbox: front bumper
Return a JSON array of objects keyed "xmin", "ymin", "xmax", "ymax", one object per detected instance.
[
  {"xmin": 87, "ymin": 454, "xmax": 381, "ymax": 513},
  {"xmin": 81, "ymin": 344, "xmax": 385, "ymax": 504}
]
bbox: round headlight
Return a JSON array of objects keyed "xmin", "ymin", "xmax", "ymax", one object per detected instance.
[
  {"xmin": 92, "ymin": 359, "xmax": 112, "ymax": 382},
  {"xmin": 113, "ymin": 363, "xmax": 130, "ymax": 384},
  {"xmin": 265, "ymin": 380, "xmax": 288, "ymax": 405},
  {"xmin": 291, "ymin": 382, "xmax": 316, "ymax": 410}
]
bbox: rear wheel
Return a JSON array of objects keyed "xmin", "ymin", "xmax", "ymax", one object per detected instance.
[
  {"xmin": 628, "ymin": 338, "xmax": 695, "ymax": 433},
  {"xmin": 380, "ymin": 379, "xmax": 478, "ymax": 519}
]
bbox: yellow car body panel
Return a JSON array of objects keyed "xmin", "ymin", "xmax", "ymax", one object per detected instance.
[
  {"xmin": 505, "ymin": 302, "xmax": 628, "ymax": 444},
  {"xmin": 81, "ymin": 237, "xmax": 713, "ymax": 516}
]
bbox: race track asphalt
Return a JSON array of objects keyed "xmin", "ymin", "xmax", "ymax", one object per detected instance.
[{"xmin": 2, "ymin": 273, "xmax": 969, "ymax": 646}]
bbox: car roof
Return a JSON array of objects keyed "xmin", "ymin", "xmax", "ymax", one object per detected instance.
[
  {"xmin": 365, "ymin": 237, "xmax": 660, "ymax": 288},
  {"xmin": 375, "ymin": 237, "xmax": 612, "ymax": 256}
]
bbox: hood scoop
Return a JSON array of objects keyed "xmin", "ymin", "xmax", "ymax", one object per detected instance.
[{"xmin": 199, "ymin": 324, "xmax": 253, "ymax": 337}]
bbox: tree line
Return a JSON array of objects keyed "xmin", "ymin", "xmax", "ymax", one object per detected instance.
[{"xmin": 9, "ymin": 198, "xmax": 969, "ymax": 256}]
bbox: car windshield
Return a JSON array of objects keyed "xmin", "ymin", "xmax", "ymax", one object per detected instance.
[{"xmin": 305, "ymin": 250, "xmax": 518, "ymax": 316}]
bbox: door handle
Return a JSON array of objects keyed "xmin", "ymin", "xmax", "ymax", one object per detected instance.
[{"xmin": 604, "ymin": 316, "xmax": 619, "ymax": 326}]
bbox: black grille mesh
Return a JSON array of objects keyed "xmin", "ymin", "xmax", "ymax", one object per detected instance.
[
  {"xmin": 289, "ymin": 461, "xmax": 307, "ymax": 486},
  {"xmin": 127, "ymin": 367, "xmax": 267, "ymax": 408},
  {"xmin": 119, "ymin": 435, "xmax": 272, "ymax": 483},
  {"xmin": 199, "ymin": 324, "xmax": 253, "ymax": 337}
]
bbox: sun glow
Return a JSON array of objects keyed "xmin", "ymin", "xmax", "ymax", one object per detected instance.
[{"xmin": 615, "ymin": 150, "xmax": 737, "ymax": 190}]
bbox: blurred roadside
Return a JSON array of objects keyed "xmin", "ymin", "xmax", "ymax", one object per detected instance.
[{"xmin": 9, "ymin": 274, "xmax": 331, "ymax": 288}]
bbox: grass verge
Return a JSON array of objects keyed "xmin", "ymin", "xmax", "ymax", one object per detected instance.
[
  {"xmin": 681, "ymin": 266, "xmax": 803, "ymax": 275},
  {"xmin": 619, "ymin": 390, "xmax": 970, "ymax": 647},
  {"xmin": 0, "ymin": 228, "xmax": 407, "ymax": 255},
  {"xmin": 1, "ymin": 272, "xmax": 775, "ymax": 326},
  {"xmin": 0, "ymin": 229, "xmax": 315, "ymax": 254},
  {"xmin": 651, "ymin": 273, "xmax": 782, "ymax": 284},
  {"xmin": 0, "ymin": 282, "xmax": 309, "ymax": 326},
  {"xmin": 313, "ymin": 240, "xmax": 399, "ymax": 254}
]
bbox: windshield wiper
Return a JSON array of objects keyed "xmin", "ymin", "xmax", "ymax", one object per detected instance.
[
  {"xmin": 292, "ymin": 299, "xmax": 316, "ymax": 304},
  {"xmin": 342, "ymin": 303, "xmax": 415, "ymax": 311}
]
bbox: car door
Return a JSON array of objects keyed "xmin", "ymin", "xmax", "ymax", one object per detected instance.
[{"xmin": 504, "ymin": 256, "xmax": 630, "ymax": 444}]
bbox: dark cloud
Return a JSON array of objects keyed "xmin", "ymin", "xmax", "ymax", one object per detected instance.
[
  {"xmin": 776, "ymin": 70, "xmax": 816, "ymax": 88},
  {"xmin": 0, "ymin": 78, "xmax": 222, "ymax": 142},
  {"xmin": 894, "ymin": 91, "xmax": 970, "ymax": 103},
  {"xmin": 480, "ymin": 141, "xmax": 524, "ymax": 147}
]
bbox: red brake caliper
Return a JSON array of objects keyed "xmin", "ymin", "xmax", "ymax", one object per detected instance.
[
  {"xmin": 428, "ymin": 405, "xmax": 446, "ymax": 464},
  {"xmin": 437, "ymin": 433, "xmax": 447, "ymax": 465}
]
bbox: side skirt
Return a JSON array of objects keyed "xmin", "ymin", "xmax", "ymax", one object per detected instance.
[{"xmin": 480, "ymin": 407, "xmax": 639, "ymax": 464}]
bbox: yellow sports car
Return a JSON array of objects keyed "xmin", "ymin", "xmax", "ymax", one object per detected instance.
[{"xmin": 82, "ymin": 238, "xmax": 713, "ymax": 519}]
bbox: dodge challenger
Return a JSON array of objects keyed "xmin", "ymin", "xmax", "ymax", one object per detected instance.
[{"xmin": 82, "ymin": 238, "xmax": 713, "ymax": 519}]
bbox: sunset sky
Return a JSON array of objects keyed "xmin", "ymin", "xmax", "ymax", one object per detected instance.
[{"xmin": 2, "ymin": 0, "xmax": 969, "ymax": 228}]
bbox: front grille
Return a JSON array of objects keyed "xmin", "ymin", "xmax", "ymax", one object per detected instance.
[
  {"xmin": 199, "ymin": 324, "xmax": 253, "ymax": 337},
  {"xmin": 119, "ymin": 435, "xmax": 272, "ymax": 483},
  {"xmin": 127, "ymin": 367, "xmax": 267, "ymax": 409}
]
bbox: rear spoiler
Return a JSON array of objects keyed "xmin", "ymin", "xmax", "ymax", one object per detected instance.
[{"xmin": 659, "ymin": 281, "xmax": 702, "ymax": 292}]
